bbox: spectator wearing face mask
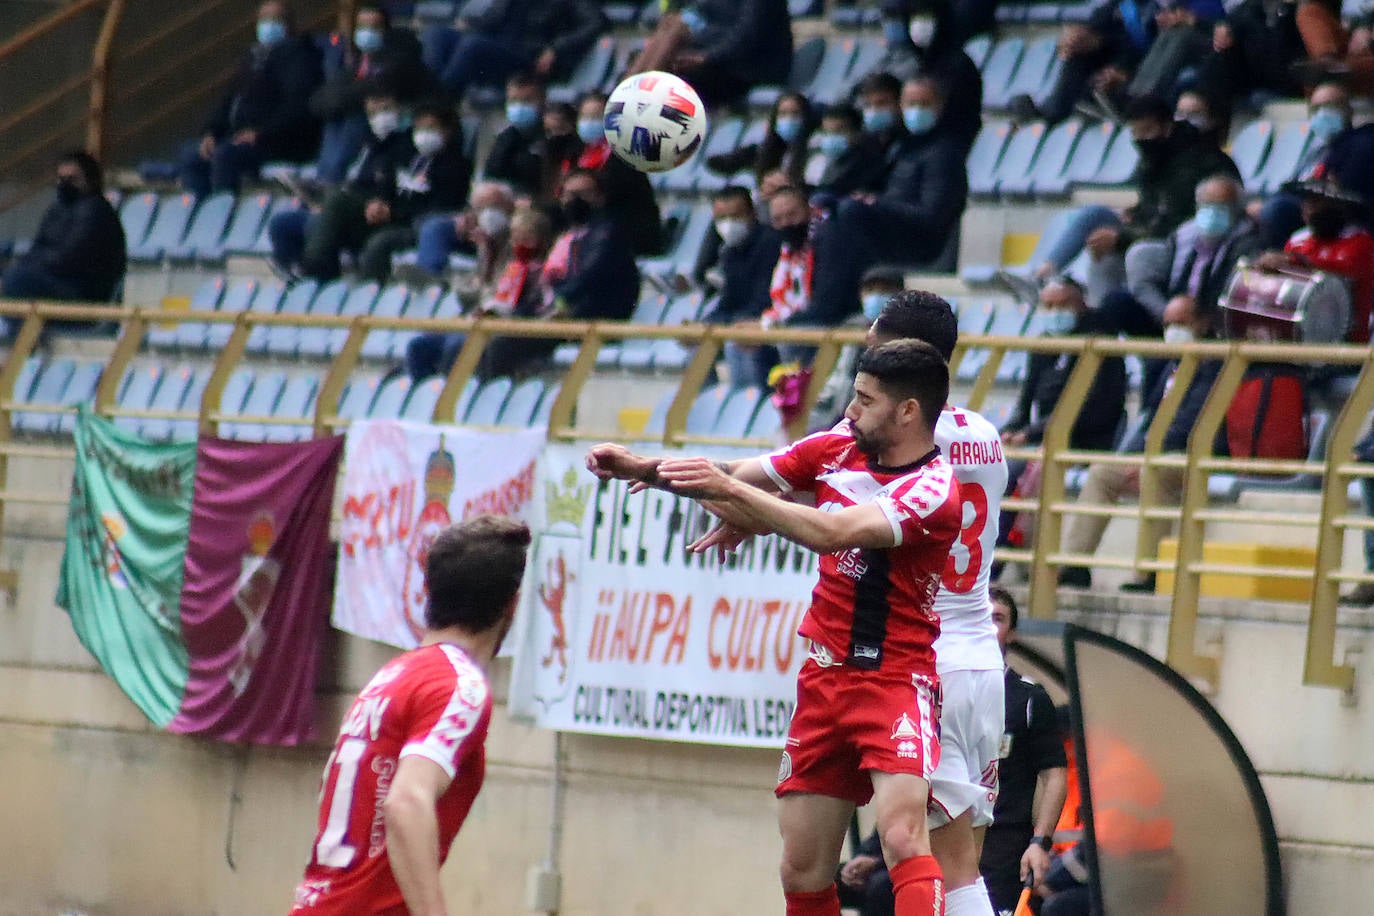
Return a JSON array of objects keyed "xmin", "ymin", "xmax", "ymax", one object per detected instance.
[
  {"xmin": 854, "ymin": 73, "xmax": 908, "ymax": 161},
  {"xmin": 482, "ymin": 74, "xmax": 549, "ymax": 200},
  {"xmin": 706, "ymin": 92, "xmax": 817, "ymax": 188},
  {"xmin": 1173, "ymin": 88, "xmax": 1228, "ymax": 149},
  {"xmin": 1256, "ymin": 179, "xmax": 1374, "ymax": 345},
  {"xmin": 1259, "ymin": 81, "xmax": 1374, "ymax": 248},
  {"xmin": 179, "ymin": 1, "xmax": 323, "ymax": 197},
  {"xmin": 1, "ymin": 151, "xmax": 125, "ymax": 339},
  {"xmin": 1057, "ymin": 295, "xmax": 1219, "ymax": 591},
  {"xmin": 269, "ymin": 89, "xmax": 427, "ymax": 281},
  {"xmin": 409, "ymin": 180, "xmax": 517, "ymax": 286},
  {"xmin": 806, "ymin": 105, "xmax": 889, "ymax": 200},
  {"xmin": 630, "ymin": 0, "xmax": 794, "ymax": 106},
  {"xmin": 1199, "ymin": 0, "xmax": 1305, "ymax": 105},
  {"xmin": 310, "ymin": 4, "xmax": 430, "ymax": 185},
  {"xmin": 542, "ymin": 168, "xmax": 640, "ymax": 322},
  {"xmin": 872, "ymin": 0, "xmax": 984, "ymax": 152},
  {"xmin": 755, "ymin": 186, "xmax": 856, "ymax": 337},
  {"xmin": 698, "ymin": 187, "xmax": 784, "ymax": 388},
  {"xmin": 570, "ymin": 92, "xmax": 663, "ymax": 256}
]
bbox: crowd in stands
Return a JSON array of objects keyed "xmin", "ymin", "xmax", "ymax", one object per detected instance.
[{"xmin": 5, "ymin": 0, "xmax": 1374, "ymax": 599}]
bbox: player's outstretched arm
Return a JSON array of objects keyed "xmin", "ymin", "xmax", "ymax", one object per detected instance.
[
  {"xmin": 384, "ymin": 756, "xmax": 454, "ymax": 916},
  {"xmin": 586, "ymin": 442, "xmax": 781, "ymax": 493},
  {"xmin": 660, "ymin": 458, "xmax": 896, "ymax": 555}
]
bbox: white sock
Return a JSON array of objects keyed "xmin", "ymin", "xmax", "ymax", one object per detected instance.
[{"xmin": 944, "ymin": 877, "xmax": 996, "ymax": 916}]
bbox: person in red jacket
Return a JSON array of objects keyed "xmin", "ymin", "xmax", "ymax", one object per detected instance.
[{"xmin": 1258, "ymin": 179, "xmax": 1374, "ymax": 344}]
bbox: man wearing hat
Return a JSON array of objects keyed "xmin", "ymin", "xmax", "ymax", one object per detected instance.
[{"xmin": 1257, "ymin": 178, "xmax": 1374, "ymax": 344}]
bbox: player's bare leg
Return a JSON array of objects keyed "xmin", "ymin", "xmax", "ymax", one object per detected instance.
[
  {"xmin": 778, "ymin": 792, "xmax": 855, "ymax": 915},
  {"xmin": 931, "ymin": 812, "xmax": 995, "ymax": 915},
  {"xmin": 871, "ymin": 771, "xmax": 945, "ymax": 915}
]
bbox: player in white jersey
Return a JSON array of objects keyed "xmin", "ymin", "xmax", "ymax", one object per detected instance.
[{"xmin": 866, "ymin": 290, "xmax": 1009, "ymax": 916}]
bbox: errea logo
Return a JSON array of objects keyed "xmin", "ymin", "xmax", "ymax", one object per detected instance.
[{"xmin": 896, "ymin": 740, "xmax": 920, "ymax": 759}]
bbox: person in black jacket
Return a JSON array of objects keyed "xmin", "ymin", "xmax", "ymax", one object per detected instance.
[
  {"xmin": 482, "ymin": 74, "xmax": 548, "ymax": 200},
  {"xmin": 706, "ymin": 92, "xmax": 818, "ymax": 188},
  {"xmin": 811, "ymin": 105, "xmax": 890, "ymax": 201},
  {"xmin": 836, "ymin": 829, "xmax": 893, "ymax": 916},
  {"xmin": 571, "ymin": 92, "xmax": 663, "ymax": 256},
  {"xmin": 268, "ymin": 88, "xmax": 421, "ymax": 280},
  {"xmin": 421, "ymin": 0, "xmax": 607, "ymax": 101},
  {"xmin": 179, "ymin": 2, "xmax": 323, "ymax": 197},
  {"xmin": 872, "ymin": 0, "xmax": 984, "ymax": 152},
  {"xmin": 699, "ymin": 187, "xmax": 783, "ymax": 388},
  {"xmin": 1, "ymin": 152, "xmax": 126, "ymax": 338},
  {"xmin": 1198, "ymin": 0, "xmax": 1305, "ymax": 104},
  {"xmin": 631, "ymin": 0, "xmax": 793, "ymax": 106},
  {"xmin": 311, "ymin": 4, "xmax": 430, "ymax": 184}
]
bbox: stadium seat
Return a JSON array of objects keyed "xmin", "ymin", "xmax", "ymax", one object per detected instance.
[
  {"xmin": 713, "ymin": 386, "xmax": 763, "ymax": 438},
  {"xmin": 831, "ymin": 35, "xmax": 884, "ymax": 102},
  {"xmin": 747, "ymin": 36, "xmax": 828, "ymax": 109},
  {"xmin": 131, "ymin": 193, "xmax": 197, "ymax": 262},
  {"xmin": 980, "ymin": 37, "xmax": 1026, "ymax": 110},
  {"xmin": 745, "ymin": 399, "xmax": 783, "ymax": 440},
  {"xmin": 497, "ymin": 378, "xmax": 546, "ymax": 427},
  {"xmin": 1086, "ymin": 128, "xmax": 1140, "ymax": 186},
  {"xmin": 403, "ymin": 375, "xmax": 445, "ymax": 422},
  {"xmin": 642, "ymin": 204, "xmax": 715, "ymax": 286},
  {"xmin": 252, "ymin": 279, "xmax": 318, "ymax": 357},
  {"xmin": 649, "ymin": 291, "xmax": 708, "ymax": 371},
  {"xmin": 54, "ymin": 361, "xmax": 104, "ymax": 435},
  {"xmin": 617, "ymin": 292, "xmax": 673, "ymax": 370},
  {"xmin": 1231, "ymin": 120, "xmax": 1274, "ymax": 193},
  {"xmin": 531, "ymin": 382, "xmax": 561, "ymax": 427},
  {"xmin": 112, "ymin": 364, "xmax": 164, "ymax": 434},
  {"xmin": 369, "ymin": 375, "xmax": 413, "ymax": 419},
  {"xmin": 967, "ymin": 121, "xmax": 1015, "ymax": 196},
  {"xmin": 13, "ymin": 359, "xmax": 76, "ymax": 435},
  {"xmin": 990, "ymin": 121, "xmax": 1047, "ymax": 197},
  {"xmin": 262, "ymin": 374, "xmax": 320, "ymax": 441},
  {"xmin": 640, "ymin": 388, "xmax": 677, "ymax": 438},
  {"xmin": 222, "ymin": 369, "xmax": 286, "ymax": 440},
  {"xmin": 668, "ymin": 118, "xmax": 745, "ymax": 194},
  {"xmin": 163, "ymin": 368, "xmax": 211, "ymax": 441},
  {"xmin": 993, "ymin": 303, "xmax": 1036, "ymax": 382},
  {"xmin": 249, "ymin": 195, "xmax": 301, "ymax": 257},
  {"xmin": 118, "ymin": 193, "xmax": 159, "ymax": 254},
  {"xmin": 335, "ymin": 373, "xmax": 384, "ymax": 423},
  {"xmin": 684, "ymin": 385, "xmax": 729, "ymax": 434},
  {"xmin": 549, "ymin": 35, "xmax": 616, "ymax": 103},
  {"xmin": 215, "ymin": 192, "xmax": 273, "ymax": 259},
  {"xmin": 300, "ymin": 279, "xmax": 362, "ymax": 358},
  {"xmin": 1001, "ymin": 36, "xmax": 1059, "ymax": 109},
  {"xmin": 387, "ymin": 286, "xmax": 447, "ymax": 362},
  {"xmin": 1060, "ymin": 120, "xmax": 1116, "ymax": 187},
  {"xmin": 1256, "ymin": 122, "xmax": 1314, "ymax": 194},
  {"xmin": 199, "ymin": 277, "xmax": 262, "ymax": 351},
  {"xmin": 8, "ymin": 356, "xmax": 43, "ymax": 408},
  {"xmin": 464, "ymin": 377, "xmax": 513, "ymax": 425},
  {"xmin": 167, "ymin": 192, "xmax": 235, "ymax": 261},
  {"xmin": 964, "ymin": 35, "xmax": 993, "ymax": 69},
  {"xmin": 139, "ymin": 363, "xmax": 197, "ymax": 440},
  {"xmin": 150, "ymin": 275, "xmax": 224, "ymax": 349},
  {"xmin": 1024, "ymin": 118, "xmax": 1087, "ymax": 196},
  {"xmin": 214, "ymin": 367, "xmax": 256, "ymax": 431},
  {"xmin": 799, "ymin": 36, "xmax": 858, "ymax": 106}
]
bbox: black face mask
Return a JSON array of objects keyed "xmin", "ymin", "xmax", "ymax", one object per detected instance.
[
  {"xmin": 1133, "ymin": 136, "xmax": 1169, "ymax": 164},
  {"xmin": 1308, "ymin": 206, "xmax": 1346, "ymax": 240},
  {"xmin": 55, "ymin": 178, "xmax": 81, "ymax": 203},
  {"xmin": 777, "ymin": 221, "xmax": 808, "ymax": 248},
  {"xmin": 562, "ymin": 196, "xmax": 594, "ymax": 226}
]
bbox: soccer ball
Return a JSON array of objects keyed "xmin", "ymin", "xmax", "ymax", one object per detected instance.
[{"xmin": 604, "ymin": 71, "xmax": 708, "ymax": 173}]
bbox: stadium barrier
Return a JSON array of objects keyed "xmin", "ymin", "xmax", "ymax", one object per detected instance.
[{"xmin": 2, "ymin": 298, "xmax": 1371, "ymax": 693}]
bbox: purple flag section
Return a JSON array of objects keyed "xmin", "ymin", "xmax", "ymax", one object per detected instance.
[{"xmin": 167, "ymin": 435, "xmax": 344, "ymax": 745}]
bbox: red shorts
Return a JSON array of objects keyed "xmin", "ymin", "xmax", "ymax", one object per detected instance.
[{"xmin": 776, "ymin": 653, "xmax": 942, "ymax": 807}]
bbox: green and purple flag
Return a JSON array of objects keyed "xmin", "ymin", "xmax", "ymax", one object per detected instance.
[{"xmin": 57, "ymin": 407, "xmax": 343, "ymax": 745}]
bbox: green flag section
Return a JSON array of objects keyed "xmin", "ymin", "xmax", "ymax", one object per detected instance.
[{"xmin": 57, "ymin": 407, "xmax": 197, "ymax": 727}]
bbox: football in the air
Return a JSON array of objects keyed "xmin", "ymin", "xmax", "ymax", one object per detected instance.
[{"xmin": 604, "ymin": 71, "xmax": 708, "ymax": 173}]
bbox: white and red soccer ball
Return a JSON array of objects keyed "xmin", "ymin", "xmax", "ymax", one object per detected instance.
[{"xmin": 604, "ymin": 71, "xmax": 708, "ymax": 173}]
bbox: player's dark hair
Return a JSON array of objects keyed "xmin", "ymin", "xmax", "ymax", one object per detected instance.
[
  {"xmin": 873, "ymin": 290, "xmax": 958, "ymax": 361},
  {"xmin": 713, "ymin": 185, "xmax": 755, "ymax": 211},
  {"xmin": 858, "ymin": 72, "xmax": 902, "ymax": 101},
  {"xmin": 990, "ymin": 586, "xmax": 1018, "ymax": 630},
  {"xmin": 425, "ymin": 516, "xmax": 532, "ymax": 633},
  {"xmin": 855, "ymin": 339, "xmax": 949, "ymax": 434}
]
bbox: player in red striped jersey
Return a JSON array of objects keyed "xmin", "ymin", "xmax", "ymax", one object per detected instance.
[
  {"xmin": 290, "ymin": 516, "xmax": 531, "ymax": 916},
  {"xmin": 589, "ymin": 340, "xmax": 961, "ymax": 916}
]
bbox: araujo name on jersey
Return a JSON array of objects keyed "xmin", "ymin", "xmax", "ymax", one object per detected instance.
[{"xmin": 944, "ymin": 438, "xmax": 1004, "ymax": 467}]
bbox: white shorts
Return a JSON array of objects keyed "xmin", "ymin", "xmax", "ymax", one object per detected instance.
[{"xmin": 928, "ymin": 667, "xmax": 1004, "ymax": 829}]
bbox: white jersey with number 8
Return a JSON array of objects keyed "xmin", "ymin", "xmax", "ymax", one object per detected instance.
[{"xmin": 933, "ymin": 406, "xmax": 1009, "ymax": 674}]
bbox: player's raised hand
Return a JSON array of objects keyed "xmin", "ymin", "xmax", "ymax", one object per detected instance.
[
  {"xmin": 586, "ymin": 443, "xmax": 653, "ymax": 482},
  {"xmin": 658, "ymin": 457, "xmax": 734, "ymax": 498},
  {"xmin": 687, "ymin": 518, "xmax": 750, "ymax": 558}
]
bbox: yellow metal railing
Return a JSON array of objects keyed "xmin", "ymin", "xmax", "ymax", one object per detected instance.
[{"xmin": 1, "ymin": 301, "xmax": 1370, "ymax": 692}]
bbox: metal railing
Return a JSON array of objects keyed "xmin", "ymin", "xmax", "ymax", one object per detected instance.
[{"xmin": 1, "ymin": 300, "xmax": 1369, "ymax": 694}]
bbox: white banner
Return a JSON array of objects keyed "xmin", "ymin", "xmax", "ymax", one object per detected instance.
[
  {"xmin": 334, "ymin": 420, "xmax": 546, "ymax": 649},
  {"xmin": 508, "ymin": 444, "xmax": 818, "ymax": 748}
]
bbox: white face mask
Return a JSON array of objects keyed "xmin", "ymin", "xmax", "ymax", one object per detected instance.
[
  {"xmin": 1042, "ymin": 309, "xmax": 1078, "ymax": 335},
  {"xmin": 908, "ymin": 16, "xmax": 937, "ymax": 47},
  {"xmin": 412, "ymin": 128, "xmax": 444, "ymax": 157},
  {"xmin": 477, "ymin": 206, "xmax": 511, "ymax": 237},
  {"xmin": 714, "ymin": 218, "xmax": 751, "ymax": 248},
  {"xmin": 368, "ymin": 110, "xmax": 400, "ymax": 139},
  {"xmin": 1163, "ymin": 325, "xmax": 1196, "ymax": 345}
]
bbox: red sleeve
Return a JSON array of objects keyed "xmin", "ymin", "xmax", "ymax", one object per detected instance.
[
  {"xmin": 874, "ymin": 467, "xmax": 963, "ymax": 549},
  {"xmin": 759, "ymin": 429, "xmax": 845, "ymax": 493},
  {"xmin": 399, "ymin": 665, "xmax": 491, "ymax": 779}
]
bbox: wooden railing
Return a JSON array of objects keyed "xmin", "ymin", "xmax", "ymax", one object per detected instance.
[{"xmin": 1, "ymin": 300, "xmax": 1370, "ymax": 694}]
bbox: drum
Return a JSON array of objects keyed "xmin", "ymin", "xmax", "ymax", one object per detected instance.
[{"xmin": 1219, "ymin": 260, "xmax": 1352, "ymax": 344}]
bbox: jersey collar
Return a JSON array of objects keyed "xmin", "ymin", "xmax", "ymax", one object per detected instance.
[{"xmin": 866, "ymin": 445, "xmax": 941, "ymax": 476}]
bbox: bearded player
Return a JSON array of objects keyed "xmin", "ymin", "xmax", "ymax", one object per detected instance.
[
  {"xmin": 290, "ymin": 516, "xmax": 531, "ymax": 916},
  {"xmin": 589, "ymin": 340, "xmax": 962, "ymax": 916}
]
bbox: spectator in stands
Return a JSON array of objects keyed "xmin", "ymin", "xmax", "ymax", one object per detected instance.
[
  {"xmin": 1057, "ymin": 294, "xmax": 1219, "ymax": 590},
  {"xmin": 836, "ymin": 828, "xmax": 892, "ymax": 916},
  {"xmin": 1002, "ymin": 277, "xmax": 1127, "ymax": 453},
  {"xmin": 806, "ymin": 104, "xmax": 889, "ymax": 200},
  {"xmin": 1258, "ymin": 81, "xmax": 1374, "ymax": 248},
  {"xmin": 268, "ymin": 87, "xmax": 421, "ymax": 281},
  {"xmin": 1291, "ymin": 0, "xmax": 1374, "ymax": 93},
  {"xmin": 706, "ymin": 92, "xmax": 817, "ymax": 188},
  {"xmin": 410, "ymin": 180, "xmax": 516, "ymax": 286},
  {"xmin": 1256, "ymin": 179, "xmax": 1374, "ymax": 344},
  {"xmin": 538, "ymin": 102, "xmax": 584, "ymax": 201},
  {"xmin": 855, "ymin": 73, "xmax": 907, "ymax": 162},
  {"xmin": 179, "ymin": 2, "xmax": 322, "ymax": 197},
  {"xmin": 979, "ymin": 588, "xmax": 1069, "ymax": 915},
  {"xmin": 630, "ymin": 0, "xmax": 794, "ymax": 106},
  {"xmin": 483, "ymin": 74, "xmax": 549, "ymax": 200},
  {"xmin": 1117, "ymin": 0, "xmax": 1222, "ymax": 111},
  {"xmin": 570, "ymin": 92, "xmax": 663, "ymax": 256},
  {"xmin": 1345, "ymin": 424, "xmax": 1374, "ymax": 606},
  {"xmin": 310, "ymin": 4, "xmax": 429, "ymax": 185},
  {"xmin": 1199, "ymin": 0, "xmax": 1305, "ymax": 105},
  {"xmin": 1173, "ymin": 88, "xmax": 1229, "ymax": 148},
  {"xmin": 700, "ymin": 187, "xmax": 783, "ymax": 389},
  {"xmin": 419, "ymin": 0, "xmax": 607, "ymax": 103},
  {"xmin": 0, "ymin": 152, "xmax": 125, "ymax": 336},
  {"xmin": 757, "ymin": 186, "xmax": 857, "ymax": 340},
  {"xmin": 1009, "ymin": 0, "xmax": 1157, "ymax": 125},
  {"xmin": 826, "ymin": 75, "xmax": 969, "ymax": 277},
  {"xmin": 873, "ymin": 0, "xmax": 984, "ymax": 151}
]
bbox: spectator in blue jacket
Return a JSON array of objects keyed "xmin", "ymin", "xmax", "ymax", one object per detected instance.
[
  {"xmin": 420, "ymin": 0, "xmax": 607, "ymax": 102},
  {"xmin": 179, "ymin": 2, "xmax": 323, "ymax": 197},
  {"xmin": 631, "ymin": 0, "xmax": 794, "ymax": 106},
  {"xmin": 699, "ymin": 187, "xmax": 784, "ymax": 389}
]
